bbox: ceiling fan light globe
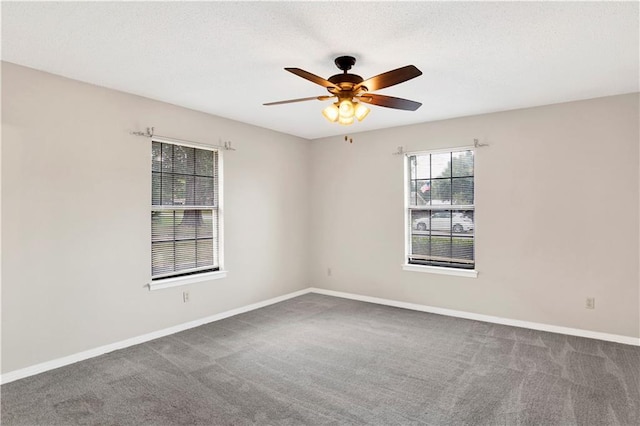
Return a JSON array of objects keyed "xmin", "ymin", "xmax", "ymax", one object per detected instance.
[
  {"xmin": 338, "ymin": 115, "xmax": 354, "ymax": 126},
  {"xmin": 322, "ymin": 104, "xmax": 340, "ymax": 122},
  {"xmin": 338, "ymin": 99, "xmax": 355, "ymax": 119},
  {"xmin": 354, "ymin": 103, "xmax": 370, "ymax": 121}
]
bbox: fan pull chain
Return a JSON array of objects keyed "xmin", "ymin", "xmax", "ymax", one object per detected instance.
[{"xmin": 344, "ymin": 135, "xmax": 353, "ymax": 144}]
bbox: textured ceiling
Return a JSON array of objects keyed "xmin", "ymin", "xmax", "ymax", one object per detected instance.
[{"xmin": 2, "ymin": 2, "xmax": 638, "ymax": 140}]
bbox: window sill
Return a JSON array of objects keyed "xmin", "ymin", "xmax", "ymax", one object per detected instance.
[
  {"xmin": 402, "ymin": 264, "xmax": 478, "ymax": 278},
  {"xmin": 148, "ymin": 270, "xmax": 228, "ymax": 291}
]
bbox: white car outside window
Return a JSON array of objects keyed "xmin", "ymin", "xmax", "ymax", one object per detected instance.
[{"xmin": 413, "ymin": 212, "xmax": 474, "ymax": 233}]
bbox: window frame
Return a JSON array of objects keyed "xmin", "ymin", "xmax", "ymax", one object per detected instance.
[
  {"xmin": 403, "ymin": 146, "xmax": 477, "ymax": 278},
  {"xmin": 149, "ymin": 136, "xmax": 226, "ymax": 290}
]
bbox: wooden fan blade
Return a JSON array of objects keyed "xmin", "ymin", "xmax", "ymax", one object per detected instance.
[
  {"xmin": 263, "ymin": 95, "xmax": 333, "ymax": 106},
  {"xmin": 285, "ymin": 68, "xmax": 340, "ymax": 90},
  {"xmin": 358, "ymin": 94, "xmax": 422, "ymax": 111},
  {"xmin": 355, "ymin": 65, "xmax": 422, "ymax": 92}
]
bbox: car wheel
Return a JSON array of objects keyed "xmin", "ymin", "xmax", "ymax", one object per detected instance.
[
  {"xmin": 417, "ymin": 223, "xmax": 427, "ymax": 231},
  {"xmin": 453, "ymin": 224, "xmax": 463, "ymax": 233}
]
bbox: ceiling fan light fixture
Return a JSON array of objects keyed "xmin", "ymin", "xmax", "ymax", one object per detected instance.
[
  {"xmin": 322, "ymin": 103, "xmax": 340, "ymax": 122},
  {"xmin": 338, "ymin": 99, "xmax": 355, "ymax": 119},
  {"xmin": 354, "ymin": 103, "xmax": 370, "ymax": 121},
  {"xmin": 338, "ymin": 115, "xmax": 355, "ymax": 126},
  {"xmin": 265, "ymin": 56, "xmax": 423, "ymax": 126}
]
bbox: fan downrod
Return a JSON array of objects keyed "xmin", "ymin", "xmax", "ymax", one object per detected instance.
[{"xmin": 334, "ymin": 56, "xmax": 356, "ymax": 72}]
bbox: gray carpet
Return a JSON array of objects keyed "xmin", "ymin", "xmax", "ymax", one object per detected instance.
[{"xmin": 1, "ymin": 293, "xmax": 639, "ymax": 425}]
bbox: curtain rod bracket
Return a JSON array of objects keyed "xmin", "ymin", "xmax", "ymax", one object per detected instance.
[
  {"xmin": 130, "ymin": 127, "xmax": 154, "ymax": 137},
  {"xmin": 392, "ymin": 146, "xmax": 405, "ymax": 155},
  {"xmin": 474, "ymin": 138, "xmax": 489, "ymax": 148}
]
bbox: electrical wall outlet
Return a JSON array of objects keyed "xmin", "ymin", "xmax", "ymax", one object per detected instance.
[
  {"xmin": 183, "ymin": 291, "xmax": 190, "ymax": 303},
  {"xmin": 585, "ymin": 297, "xmax": 595, "ymax": 309}
]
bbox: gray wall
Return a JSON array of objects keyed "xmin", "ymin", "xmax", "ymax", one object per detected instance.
[
  {"xmin": 310, "ymin": 93, "xmax": 640, "ymax": 339},
  {"xmin": 2, "ymin": 62, "xmax": 639, "ymax": 376},
  {"xmin": 1, "ymin": 62, "xmax": 311, "ymax": 373}
]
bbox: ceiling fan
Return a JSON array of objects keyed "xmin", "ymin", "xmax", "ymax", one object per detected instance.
[{"xmin": 264, "ymin": 56, "xmax": 423, "ymax": 125}]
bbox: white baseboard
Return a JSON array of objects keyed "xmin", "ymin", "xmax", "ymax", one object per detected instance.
[
  {"xmin": 0, "ymin": 288, "xmax": 310, "ymax": 385},
  {"xmin": 3, "ymin": 286, "xmax": 638, "ymax": 385},
  {"xmin": 308, "ymin": 288, "xmax": 640, "ymax": 347}
]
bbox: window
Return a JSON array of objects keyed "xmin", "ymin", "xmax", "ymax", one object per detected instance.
[
  {"xmin": 406, "ymin": 149, "xmax": 475, "ymax": 271},
  {"xmin": 151, "ymin": 141, "xmax": 220, "ymax": 281}
]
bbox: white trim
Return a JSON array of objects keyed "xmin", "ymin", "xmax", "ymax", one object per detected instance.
[
  {"xmin": 403, "ymin": 154, "xmax": 411, "ymax": 263},
  {"xmin": 0, "ymin": 288, "xmax": 309, "ymax": 385},
  {"xmin": 409, "ymin": 205, "xmax": 475, "ymax": 210},
  {"xmin": 151, "ymin": 135, "xmax": 219, "ymax": 152},
  {"xmin": 151, "ymin": 205, "xmax": 217, "ymax": 210},
  {"xmin": 148, "ymin": 270, "xmax": 227, "ymax": 291},
  {"xmin": 308, "ymin": 288, "xmax": 640, "ymax": 347},
  {"xmin": 218, "ymin": 149, "xmax": 225, "ymax": 272},
  {"xmin": 403, "ymin": 263, "xmax": 478, "ymax": 278},
  {"xmin": 403, "ymin": 145, "xmax": 475, "ymax": 156},
  {"xmin": 150, "ymin": 139, "xmax": 225, "ymax": 287},
  {"xmin": 404, "ymin": 147, "xmax": 477, "ymax": 273},
  {"xmin": 3, "ymin": 287, "xmax": 638, "ymax": 385}
]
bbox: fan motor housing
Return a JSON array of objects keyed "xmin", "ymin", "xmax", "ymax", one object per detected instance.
[
  {"xmin": 328, "ymin": 73, "xmax": 364, "ymax": 85},
  {"xmin": 328, "ymin": 73, "xmax": 365, "ymax": 92}
]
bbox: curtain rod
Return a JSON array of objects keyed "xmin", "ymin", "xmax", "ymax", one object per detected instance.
[
  {"xmin": 392, "ymin": 139, "xmax": 489, "ymax": 155},
  {"xmin": 130, "ymin": 127, "xmax": 236, "ymax": 151}
]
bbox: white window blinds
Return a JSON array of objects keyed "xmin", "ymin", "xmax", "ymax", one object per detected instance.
[
  {"xmin": 407, "ymin": 149, "xmax": 475, "ymax": 269},
  {"xmin": 151, "ymin": 141, "xmax": 219, "ymax": 279}
]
